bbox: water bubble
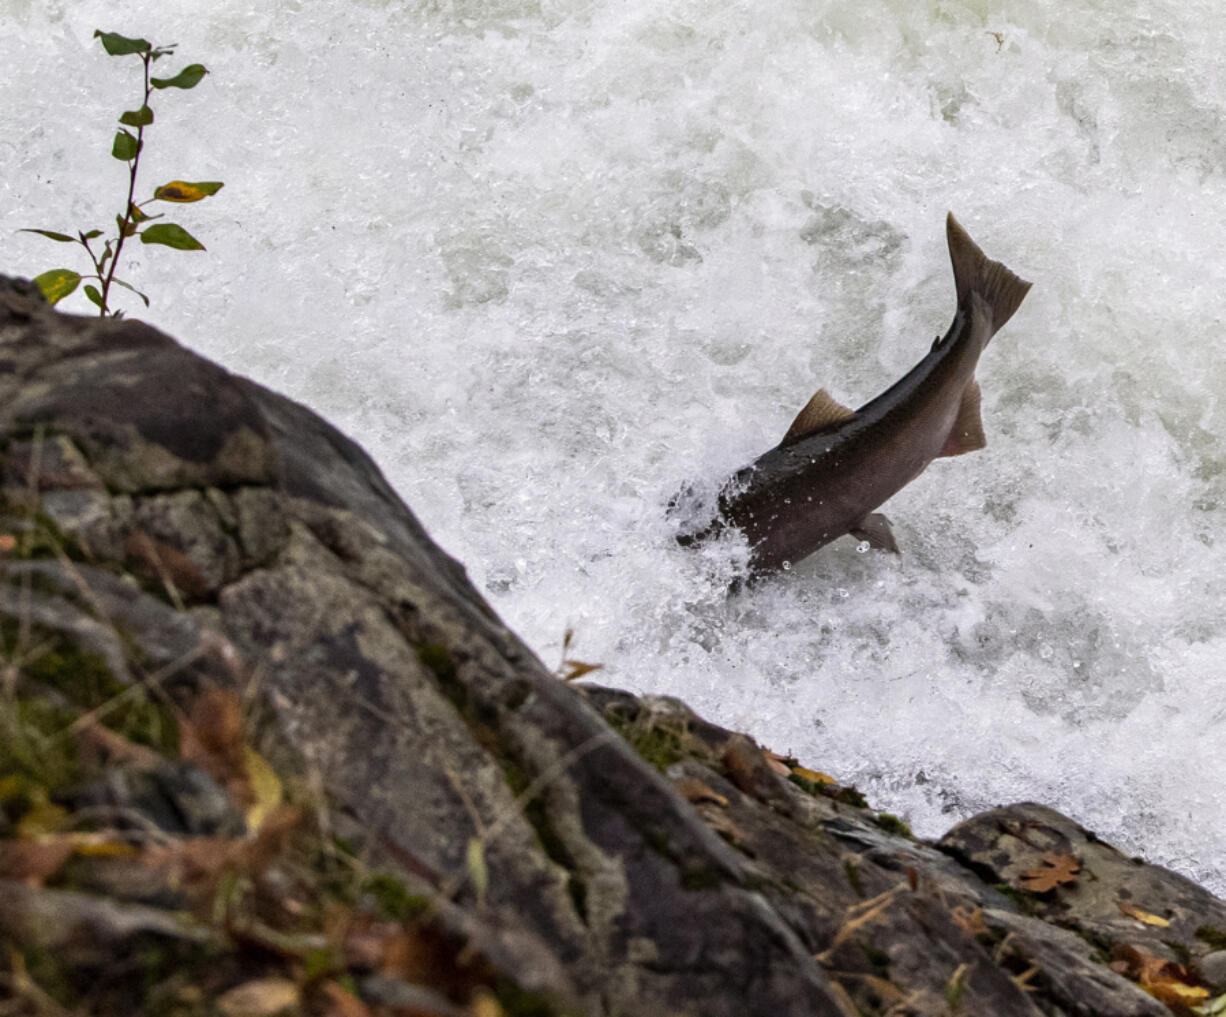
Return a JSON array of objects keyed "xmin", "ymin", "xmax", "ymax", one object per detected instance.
[
  {"xmin": 781, "ymin": 560, "xmax": 791, "ymax": 570},
  {"xmin": 856, "ymin": 540, "xmax": 870, "ymax": 553}
]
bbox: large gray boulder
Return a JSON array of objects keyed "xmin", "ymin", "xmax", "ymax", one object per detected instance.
[{"xmin": 2, "ymin": 274, "xmax": 1223, "ymax": 1016}]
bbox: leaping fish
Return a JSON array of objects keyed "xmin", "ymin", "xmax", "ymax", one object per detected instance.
[{"xmin": 676, "ymin": 213, "xmax": 1032, "ymax": 576}]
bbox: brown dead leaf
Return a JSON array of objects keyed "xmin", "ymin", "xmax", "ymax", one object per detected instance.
[
  {"xmin": 559, "ymin": 659, "xmax": 603, "ymax": 682},
  {"xmin": 1109, "ymin": 943, "xmax": 1209, "ymax": 1006},
  {"xmin": 318, "ymin": 979, "xmax": 373, "ymax": 1017},
  {"xmin": 950, "ymin": 906, "xmax": 987, "ymax": 938},
  {"xmin": 0, "ymin": 534, "xmax": 16, "ymax": 554},
  {"xmin": 216, "ymin": 977, "xmax": 300, "ymax": 1017},
  {"xmin": 675, "ymin": 777, "xmax": 728, "ymax": 808},
  {"xmin": 124, "ymin": 530, "xmax": 212, "ymax": 600},
  {"xmin": 763, "ymin": 749, "xmax": 793, "ymax": 777},
  {"xmin": 180, "ymin": 687, "xmax": 252, "ymax": 811},
  {"xmin": 1017, "ymin": 852, "xmax": 1081, "ymax": 893},
  {"xmin": 1116, "ymin": 899, "xmax": 1171, "ymax": 927},
  {"xmin": 0, "ymin": 838, "xmax": 76, "ymax": 885},
  {"xmin": 723, "ymin": 737, "xmax": 778, "ymax": 796}
]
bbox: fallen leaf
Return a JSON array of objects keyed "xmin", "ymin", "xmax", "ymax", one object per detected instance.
[
  {"xmin": 675, "ymin": 777, "xmax": 728, "ymax": 808},
  {"xmin": 216, "ymin": 977, "xmax": 300, "ymax": 1017},
  {"xmin": 763, "ymin": 750, "xmax": 793, "ymax": 777},
  {"xmin": 319, "ymin": 979, "xmax": 373, "ymax": 1017},
  {"xmin": 1110, "ymin": 943, "xmax": 1209, "ymax": 1007},
  {"xmin": 950, "ymin": 906, "xmax": 987, "ymax": 937},
  {"xmin": 243, "ymin": 746, "xmax": 284, "ymax": 832},
  {"xmin": 16, "ymin": 798, "xmax": 68, "ymax": 837},
  {"xmin": 0, "ymin": 838, "xmax": 75, "ymax": 884},
  {"xmin": 1017, "ymin": 852, "xmax": 1081, "ymax": 893},
  {"xmin": 180, "ymin": 687, "xmax": 251, "ymax": 810},
  {"xmin": 793, "ymin": 765, "xmax": 837, "ymax": 785},
  {"xmin": 1116, "ymin": 900, "xmax": 1170, "ymax": 927},
  {"xmin": 124, "ymin": 530, "xmax": 212, "ymax": 599},
  {"xmin": 0, "ymin": 534, "xmax": 16, "ymax": 554},
  {"xmin": 559, "ymin": 659, "xmax": 603, "ymax": 682}
]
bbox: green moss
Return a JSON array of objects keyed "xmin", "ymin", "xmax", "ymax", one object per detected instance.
[
  {"xmin": 833, "ymin": 786, "xmax": 868, "ymax": 809},
  {"xmin": 872, "ymin": 813, "xmax": 911, "ymax": 837},
  {"xmin": 844, "ymin": 859, "xmax": 865, "ymax": 898},
  {"xmin": 416, "ymin": 642, "xmax": 458, "ymax": 685},
  {"xmin": 787, "ymin": 772, "xmax": 823, "ymax": 796},
  {"xmin": 679, "ymin": 861, "xmax": 723, "ymax": 892},
  {"xmin": 493, "ymin": 976, "xmax": 574, "ymax": 1017},
  {"xmin": 992, "ymin": 882, "xmax": 1039, "ymax": 916},
  {"xmin": 602, "ymin": 706, "xmax": 691, "ymax": 774},
  {"xmin": 501, "ymin": 758, "xmax": 586, "ymax": 922},
  {"xmin": 1196, "ymin": 925, "xmax": 1226, "ymax": 950},
  {"xmin": 362, "ymin": 872, "xmax": 432, "ymax": 922}
]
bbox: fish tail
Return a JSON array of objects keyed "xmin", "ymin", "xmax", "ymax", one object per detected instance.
[{"xmin": 946, "ymin": 212, "xmax": 1032, "ymax": 336}]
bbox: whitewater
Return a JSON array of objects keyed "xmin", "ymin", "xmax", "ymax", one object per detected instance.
[{"xmin": 6, "ymin": 0, "xmax": 1226, "ymax": 893}]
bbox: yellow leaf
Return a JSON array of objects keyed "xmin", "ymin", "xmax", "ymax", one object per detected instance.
[
  {"xmin": 1146, "ymin": 979, "xmax": 1210, "ymax": 1006},
  {"xmin": 17, "ymin": 799, "xmax": 68, "ymax": 837},
  {"xmin": 466, "ymin": 838, "xmax": 488, "ymax": 905},
  {"xmin": 1117, "ymin": 900, "xmax": 1171, "ymax": 927},
  {"xmin": 243, "ymin": 746, "xmax": 283, "ymax": 832},
  {"xmin": 793, "ymin": 766, "xmax": 837, "ymax": 785},
  {"xmin": 153, "ymin": 180, "xmax": 224, "ymax": 202}
]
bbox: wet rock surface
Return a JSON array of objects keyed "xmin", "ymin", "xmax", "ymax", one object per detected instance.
[{"xmin": 2, "ymin": 274, "xmax": 1223, "ymax": 1016}]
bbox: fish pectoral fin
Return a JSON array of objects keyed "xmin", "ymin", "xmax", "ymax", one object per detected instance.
[
  {"xmin": 850, "ymin": 513, "xmax": 899, "ymax": 553},
  {"xmin": 782, "ymin": 388, "xmax": 856, "ymax": 444},
  {"xmin": 939, "ymin": 379, "xmax": 987, "ymax": 457}
]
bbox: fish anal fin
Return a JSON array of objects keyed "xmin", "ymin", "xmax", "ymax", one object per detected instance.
[
  {"xmin": 850, "ymin": 513, "xmax": 899, "ymax": 553},
  {"xmin": 946, "ymin": 213, "xmax": 1033, "ymax": 338},
  {"xmin": 939, "ymin": 378, "xmax": 986, "ymax": 457},
  {"xmin": 782, "ymin": 388, "xmax": 856, "ymax": 444}
]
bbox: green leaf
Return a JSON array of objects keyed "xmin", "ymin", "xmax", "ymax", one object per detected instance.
[
  {"xmin": 129, "ymin": 203, "xmax": 152, "ymax": 223},
  {"xmin": 80, "ymin": 230, "xmax": 104, "ymax": 240},
  {"xmin": 151, "ymin": 64, "xmax": 207, "ymax": 90},
  {"xmin": 93, "ymin": 30, "xmax": 151, "ymax": 56},
  {"xmin": 111, "ymin": 278, "xmax": 150, "ymax": 307},
  {"xmin": 153, "ymin": 180, "xmax": 224, "ymax": 202},
  {"xmin": 140, "ymin": 223, "xmax": 205, "ymax": 251},
  {"xmin": 19, "ymin": 228, "xmax": 75, "ymax": 243},
  {"xmin": 116, "ymin": 214, "xmax": 137, "ymax": 238},
  {"xmin": 33, "ymin": 269, "xmax": 82, "ymax": 304},
  {"xmin": 119, "ymin": 106, "xmax": 154, "ymax": 127},
  {"xmin": 83, "ymin": 285, "xmax": 104, "ymax": 309},
  {"xmin": 111, "ymin": 130, "xmax": 139, "ymax": 161}
]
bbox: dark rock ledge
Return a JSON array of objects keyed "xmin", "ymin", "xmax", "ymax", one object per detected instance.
[{"xmin": 1, "ymin": 273, "xmax": 1224, "ymax": 1017}]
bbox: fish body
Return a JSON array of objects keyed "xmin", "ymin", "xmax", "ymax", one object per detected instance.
[{"xmin": 678, "ymin": 213, "xmax": 1032, "ymax": 575}]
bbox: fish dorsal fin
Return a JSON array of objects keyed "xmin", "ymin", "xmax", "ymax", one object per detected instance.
[
  {"xmin": 782, "ymin": 388, "xmax": 856, "ymax": 444},
  {"xmin": 946, "ymin": 213, "xmax": 1033, "ymax": 339},
  {"xmin": 939, "ymin": 378, "xmax": 986, "ymax": 457}
]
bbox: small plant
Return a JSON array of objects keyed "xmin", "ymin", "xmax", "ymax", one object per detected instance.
[{"xmin": 21, "ymin": 30, "xmax": 223, "ymax": 317}]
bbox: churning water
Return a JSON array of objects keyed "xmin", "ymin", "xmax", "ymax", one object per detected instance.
[{"xmin": 7, "ymin": 0, "xmax": 1226, "ymax": 892}]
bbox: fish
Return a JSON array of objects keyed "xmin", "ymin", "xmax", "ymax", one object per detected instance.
[{"xmin": 675, "ymin": 212, "xmax": 1032, "ymax": 577}]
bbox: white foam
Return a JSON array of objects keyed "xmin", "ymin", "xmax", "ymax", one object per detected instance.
[{"xmin": 7, "ymin": 0, "xmax": 1226, "ymax": 892}]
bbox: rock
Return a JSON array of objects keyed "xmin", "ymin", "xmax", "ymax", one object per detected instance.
[
  {"xmin": 3, "ymin": 272, "xmax": 1225, "ymax": 1017},
  {"xmin": 1201, "ymin": 950, "xmax": 1226, "ymax": 991}
]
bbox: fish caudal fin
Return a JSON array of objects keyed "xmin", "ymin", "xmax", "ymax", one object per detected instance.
[{"xmin": 946, "ymin": 213, "xmax": 1032, "ymax": 337}]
